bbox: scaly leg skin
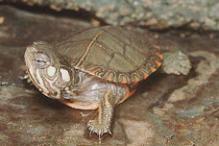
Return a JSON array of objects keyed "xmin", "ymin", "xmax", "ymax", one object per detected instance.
[{"xmin": 87, "ymin": 90, "xmax": 115, "ymax": 138}]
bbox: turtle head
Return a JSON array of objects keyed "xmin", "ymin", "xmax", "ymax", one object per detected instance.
[{"xmin": 24, "ymin": 41, "xmax": 73, "ymax": 99}]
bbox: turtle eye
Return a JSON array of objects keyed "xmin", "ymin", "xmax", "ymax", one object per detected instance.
[{"xmin": 34, "ymin": 53, "xmax": 50, "ymax": 68}]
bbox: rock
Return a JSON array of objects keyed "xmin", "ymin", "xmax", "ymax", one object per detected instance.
[
  {"xmin": 168, "ymin": 51, "xmax": 219, "ymax": 102},
  {"xmin": 4, "ymin": 0, "xmax": 219, "ymax": 30},
  {"xmin": 162, "ymin": 50, "xmax": 191, "ymax": 75},
  {"xmin": 119, "ymin": 119, "xmax": 154, "ymax": 146}
]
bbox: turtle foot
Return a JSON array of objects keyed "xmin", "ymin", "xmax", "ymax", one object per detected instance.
[{"xmin": 87, "ymin": 119, "xmax": 112, "ymax": 137}]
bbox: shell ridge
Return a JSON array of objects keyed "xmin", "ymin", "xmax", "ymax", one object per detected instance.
[{"xmin": 75, "ymin": 31, "xmax": 103, "ymax": 67}]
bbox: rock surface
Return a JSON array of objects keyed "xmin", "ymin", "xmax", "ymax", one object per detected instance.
[
  {"xmin": 162, "ymin": 50, "xmax": 191, "ymax": 75},
  {"xmin": 0, "ymin": 5, "xmax": 219, "ymax": 146},
  {"xmin": 4, "ymin": 0, "xmax": 219, "ymax": 30}
]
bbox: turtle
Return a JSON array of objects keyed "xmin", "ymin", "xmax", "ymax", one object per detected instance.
[{"xmin": 24, "ymin": 26, "xmax": 163, "ymax": 137}]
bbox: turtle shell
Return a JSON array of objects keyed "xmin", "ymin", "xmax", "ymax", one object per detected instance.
[{"xmin": 55, "ymin": 26, "xmax": 163, "ymax": 84}]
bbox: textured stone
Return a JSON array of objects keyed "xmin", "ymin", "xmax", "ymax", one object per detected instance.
[
  {"xmin": 4, "ymin": 0, "xmax": 219, "ymax": 30},
  {"xmin": 168, "ymin": 51, "xmax": 219, "ymax": 102},
  {"xmin": 162, "ymin": 50, "xmax": 191, "ymax": 75}
]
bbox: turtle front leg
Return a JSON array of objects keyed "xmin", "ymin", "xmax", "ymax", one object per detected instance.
[{"xmin": 87, "ymin": 91, "xmax": 115, "ymax": 137}]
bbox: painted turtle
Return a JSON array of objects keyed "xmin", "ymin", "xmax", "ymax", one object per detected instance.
[{"xmin": 24, "ymin": 26, "xmax": 163, "ymax": 136}]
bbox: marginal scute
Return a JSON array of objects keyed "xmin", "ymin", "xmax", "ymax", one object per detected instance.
[
  {"xmin": 131, "ymin": 73, "xmax": 140, "ymax": 83},
  {"xmin": 149, "ymin": 66, "xmax": 157, "ymax": 73},
  {"xmin": 104, "ymin": 71, "xmax": 115, "ymax": 81},
  {"xmin": 142, "ymin": 71, "xmax": 149, "ymax": 79},
  {"xmin": 95, "ymin": 70, "xmax": 104, "ymax": 77},
  {"xmin": 136, "ymin": 71, "xmax": 145, "ymax": 80},
  {"xmin": 118, "ymin": 73, "xmax": 130, "ymax": 84},
  {"xmin": 155, "ymin": 52, "xmax": 164, "ymax": 60},
  {"xmin": 155, "ymin": 60, "xmax": 162, "ymax": 67}
]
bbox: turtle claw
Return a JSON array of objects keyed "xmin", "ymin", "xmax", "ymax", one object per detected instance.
[
  {"xmin": 87, "ymin": 119, "xmax": 111, "ymax": 137},
  {"xmin": 108, "ymin": 130, "xmax": 112, "ymax": 135},
  {"xmin": 89, "ymin": 128, "xmax": 94, "ymax": 137}
]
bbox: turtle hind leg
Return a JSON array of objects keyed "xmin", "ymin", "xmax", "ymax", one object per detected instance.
[{"xmin": 87, "ymin": 91, "xmax": 115, "ymax": 137}]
